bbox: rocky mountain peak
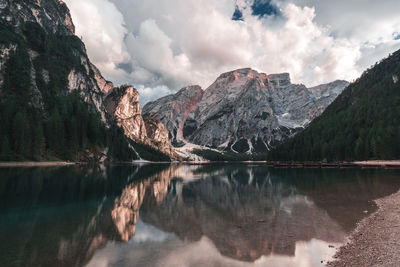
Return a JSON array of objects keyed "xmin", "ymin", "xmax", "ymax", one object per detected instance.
[
  {"xmin": 144, "ymin": 68, "xmax": 349, "ymax": 153},
  {"xmin": 218, "ymin": 68, "xmax": 259, "ymax": 79},
  {"xmin": 212, "ymin": 68, "xmax": 265, "ymax": 90},
  {"xmin": 208, "ymin": 69, "xmax": 294, "ymax": 96}
]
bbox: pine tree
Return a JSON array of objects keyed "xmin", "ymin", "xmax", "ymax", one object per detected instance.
[
  {"xmin": 0, "ymin": 136, "xmax": 12, "ymax": 160},
  {"xmin": 13, "ymin": 111, "xmax": 29, "ymax": 157},
  {"xmin": 31, "ymin": 123, "xmax": 44, "ymax": 160}
]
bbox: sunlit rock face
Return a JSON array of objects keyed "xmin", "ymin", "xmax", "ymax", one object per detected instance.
[
  {"xmin": 144, "ymin": 68, "xmax": 349, "ymax": 153},
  {"xmin": 105, "ymin": 86, "xmax": 181, "ymax": 160},
  {"xmin": 105, "ymin": 86, "xmax": 148, "ymax": 143}
]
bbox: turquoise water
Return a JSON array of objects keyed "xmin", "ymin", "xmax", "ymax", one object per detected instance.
[{"xmin": 0, "ymin": 164, "xmax": 399, "ymax": 267}]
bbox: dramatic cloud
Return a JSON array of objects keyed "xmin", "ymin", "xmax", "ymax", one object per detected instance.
[
  {"xmin": 64, "ymin": 0, "xmax": 130, "ymax": 82},
  {"xmin": 65, "ymin": 0, "xmax": 400, "ymax": 104}
]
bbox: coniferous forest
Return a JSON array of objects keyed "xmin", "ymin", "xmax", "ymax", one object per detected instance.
[
  {"xmin": 268, "ymin": 49, "xmax": 400, "ymax": 162},
  {"xmin": 0, "ymin": 22, "xmax": 167, "ymax": 162}
]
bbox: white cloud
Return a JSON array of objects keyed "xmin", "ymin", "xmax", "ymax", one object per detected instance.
[
  {"xmin": 65, "ymin": 0, "xmax": 400, "ymax": 104},
  {"xmin": 276, "ymin": 0, "xmax": 400, "ymax": 73},
  {"xmin": 64, "ymin": 0, "xmax": 130, "ymax": 83},
  {"xmin": 136, "ymin": 84, "xmax": 172, "ymax": 105}
]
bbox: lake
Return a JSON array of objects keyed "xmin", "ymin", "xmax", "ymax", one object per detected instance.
[{"xmin": 0, "ymin": 164, "xmax": 399, "ymax": 267}]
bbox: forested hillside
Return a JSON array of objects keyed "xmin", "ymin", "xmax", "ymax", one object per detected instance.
[
  {"xmin": 0, "ymin": 22, "xmax": 136, "ymax": 162},
  {"xmin": 268, "ymin": 49, "xmax": 400, "ymax": 162}
]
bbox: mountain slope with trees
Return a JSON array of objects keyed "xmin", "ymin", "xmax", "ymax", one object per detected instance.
[
  {"xmin": 0, "ymin": 22, "xmax": 135, "ymax": 161},
  {"xmin": 268, "ymin": 49, "xmax": 400, "ymax": 162},
  {"xmin": 0, "ymin": 1, "xmax": 170, "ymax": 162}
]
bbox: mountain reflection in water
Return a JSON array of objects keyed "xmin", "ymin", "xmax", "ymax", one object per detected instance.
[{"xmin": 0, "ymin": 164, "xmax": 399, "ymax": 267}]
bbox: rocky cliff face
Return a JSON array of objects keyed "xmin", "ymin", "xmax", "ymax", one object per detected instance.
[
  {"xmin": 105, "ymin": 86, "xmax": 148, "ymax": 143},
  {"xmin": 0, "ymin": 0, "xmax": 110, "ymax": 122},
  {"xmin": 143, "ymin": 68, "xmax": 349, "ymax": 153},
  {"xmin": 105, "ymin": 86, "xmax": 181, "ymax": 160},
  {"xmin": 143, "ymin": 85, "xmax": 204, "ymax": 145}
]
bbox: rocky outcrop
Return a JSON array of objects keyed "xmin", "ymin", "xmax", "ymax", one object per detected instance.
[
  {"xmin": 105, "ymin": 86, "xmax": 148, "ymax": 143},
  {"xmin": 144, "ymin": 117, "xmax": 181, "ymax": 160},
  {"xmin": 105, "ymin": 86, "xmax": 181, "ymax": 160},
  {"xmin": 91, "ymin": 63, "xmax": 114, "ymax": 95},
  {"xmin": 144, "ymin": 68, "xmax": 349, "ymax": 153}
]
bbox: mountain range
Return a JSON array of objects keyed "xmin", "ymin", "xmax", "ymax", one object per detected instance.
[
  {"xmin": 143, "ymin": 69, "xmax": 348, "ymax": 154},
  {"xmin": 0, "ymin": 0, "xmax": 398, "ymax": 162}
]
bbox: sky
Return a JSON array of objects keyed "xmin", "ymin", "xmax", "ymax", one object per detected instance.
[{"xmin": 64, "ymin": 0, "xmax": 400, "ymax": 104}]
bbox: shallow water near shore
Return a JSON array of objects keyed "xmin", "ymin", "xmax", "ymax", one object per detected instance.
[{"xmin": 0, "ymin": 164, "xmax": 399, "ymax": 267}]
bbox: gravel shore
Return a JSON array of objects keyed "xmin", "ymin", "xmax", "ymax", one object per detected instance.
[{"xmin": 327, "ymin": 189, "xmax": 400, "ymax": 267}]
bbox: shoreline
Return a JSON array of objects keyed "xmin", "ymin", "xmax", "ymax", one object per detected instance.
[
  {"xmin": 1, "ymin": 160, "xmax": 400, "ymax": 168},
  {"xmin": 354, "ymin": 160, "xmax": 400, "ymax": 166},
  {"xmin": 0, "ymin": 161, "xmax": 77, "ymax": 167},
  {"xmin": 327, "ymin": 189, "xmax": 400, "ymax": 267}
]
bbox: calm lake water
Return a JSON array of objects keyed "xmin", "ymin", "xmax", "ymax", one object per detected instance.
[{"xmin": 0, "ymin": 164, "xmax": 399, "ymax": 267}]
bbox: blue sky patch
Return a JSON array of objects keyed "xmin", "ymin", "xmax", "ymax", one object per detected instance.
[
  {"xmin": 251, "ymin": 0, "xmax": 280, "ymax": 18},
  {"xmin": 232, "ymin": 6, "xmax": 244, "ymax": 21}
]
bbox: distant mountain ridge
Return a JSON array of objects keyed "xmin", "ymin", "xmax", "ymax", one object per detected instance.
[{"xmin": 143, "ymin": 68, "xmax": 349, "ymax": 153}]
